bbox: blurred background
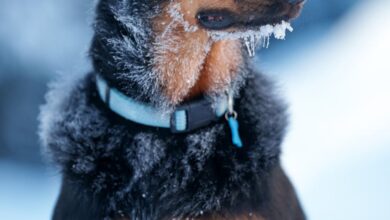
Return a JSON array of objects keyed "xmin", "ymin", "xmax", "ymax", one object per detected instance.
[{"xmin": 0, "ymin": 0, "xmax": 389, "ymax": 219}]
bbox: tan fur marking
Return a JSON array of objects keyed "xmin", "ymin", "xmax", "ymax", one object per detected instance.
[
  {"xmin": 187, "ymin": 39, "xmax": 242, "ymax": 99},
  {"xmin": 152, "ymin": 0, "xmax": 242, "ymax": 104}
]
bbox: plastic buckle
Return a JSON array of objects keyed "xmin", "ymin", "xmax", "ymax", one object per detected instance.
[{"xmin": 170, "ymin": 99, "xmax": 217, "ymax": 133}]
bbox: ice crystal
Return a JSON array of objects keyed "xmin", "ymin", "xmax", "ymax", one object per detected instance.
[{"xmin": 209, "ymin": 21, "xmax": 293, "ymax": 57}]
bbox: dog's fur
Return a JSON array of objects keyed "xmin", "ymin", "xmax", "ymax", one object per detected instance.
[{"xmin": 39, "ymin": 0, "xmax": 305, "ymax": 219}]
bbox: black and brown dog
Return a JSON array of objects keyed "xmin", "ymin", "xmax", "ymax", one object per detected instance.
[{"xmin": 39, "ymin": 0, "xmax": 305, "ymax": 219}]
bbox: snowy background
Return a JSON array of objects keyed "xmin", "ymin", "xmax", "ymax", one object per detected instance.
[{"xmin": 1, "ymin": 0, "xmax": 389, "ymax": 219}]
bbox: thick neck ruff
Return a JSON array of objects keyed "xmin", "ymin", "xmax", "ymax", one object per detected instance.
[{"xmin": 39, "ymin": 72, "xmax": 288, "ymax": 219}]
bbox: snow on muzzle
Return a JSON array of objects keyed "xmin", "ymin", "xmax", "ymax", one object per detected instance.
[{"xmin": 208, "ymin": 21, "xmax": 294, "ymax": 57}]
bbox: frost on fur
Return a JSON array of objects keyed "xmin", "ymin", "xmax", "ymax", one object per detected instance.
[
  {"xmin": 165, "ymin": 3, "xmax": 198, "ymax": 36},
  {"xmin": 152, "ymin": 2, "xmax": 213, "ymax": 106},
  {"xmin": 209, "ymin": 21, "xmax": 294, "ymax": 57},
  {"xmin": 38, "ymin": 72, "xmax": 86, "ymax": 161}
]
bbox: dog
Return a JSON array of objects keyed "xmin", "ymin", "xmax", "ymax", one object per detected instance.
[{"xmin": 39, "ymin": 0, "xmax": 305, "ymax": 219}]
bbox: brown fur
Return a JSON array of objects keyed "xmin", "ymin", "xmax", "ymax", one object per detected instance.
[
  {"xmin": 152, "ymin": 0, "xmax": 243, "ymax": 104},
  {"xmin": 187, "ymin": 39, "xmax": 242, "ymax": 100}
]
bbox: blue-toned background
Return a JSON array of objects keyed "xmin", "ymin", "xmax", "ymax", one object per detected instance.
[{"xmin": 1, "ymin": 0, "xmax": 389, "ymax": 219}]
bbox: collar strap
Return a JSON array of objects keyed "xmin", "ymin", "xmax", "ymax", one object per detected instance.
[{"xmin": 96, "ymin": 75, "xmax": 228, "ymax": 133}]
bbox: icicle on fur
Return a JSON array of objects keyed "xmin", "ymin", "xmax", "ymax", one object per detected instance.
[{"xmin": 209, "ymin": 21, "xmax": 294, "ymax": 57}]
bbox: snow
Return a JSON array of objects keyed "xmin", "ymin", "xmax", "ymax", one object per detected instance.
[
  {"xmin": 0, "ymin": 0, "xmax": 92, "ymax": 74},
  {"xmin": 210, "ymin": 21, "xmax": 293, "ymax": 57},
  {"xmin": 262, "ymin": 1, "xmax": 390, "ymax": 219},
  {"xmin": 0, "ymin": 160, "xmax": 60, "ymax": 220},
  {"xmin": 210, "ymin": 21, "xmax": 293, "ymax": 42}
]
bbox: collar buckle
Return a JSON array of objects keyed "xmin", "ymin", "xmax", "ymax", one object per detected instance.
[{"xmin": 170, "ymin": 99, "xmax": 220, "ymax": 133}]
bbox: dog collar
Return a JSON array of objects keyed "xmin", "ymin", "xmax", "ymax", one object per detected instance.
[{"xmin": 96, "ymin": 75, "xmax": 229, "ymax": 133}]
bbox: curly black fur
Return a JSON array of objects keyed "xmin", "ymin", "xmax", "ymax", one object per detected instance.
[{"xmin": 39, "ymin": 0, "xmax": 305, "ymax": 219}]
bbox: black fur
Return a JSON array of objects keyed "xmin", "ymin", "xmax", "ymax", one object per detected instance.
[{"xmin": 39, "ymin": 0, "xmax": 305, "ymax": 219}]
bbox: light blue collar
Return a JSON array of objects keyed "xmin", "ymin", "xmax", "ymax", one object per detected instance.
[{"xmin": 96, "ymin": 75, "xmax": 228, "ymax": 133}]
